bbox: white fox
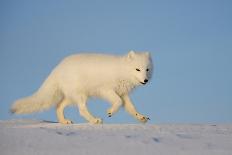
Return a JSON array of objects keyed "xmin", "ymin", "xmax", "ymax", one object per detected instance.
[{"xmin": 11, "ymin": 51, "xmax": 153, "ymax": 124}]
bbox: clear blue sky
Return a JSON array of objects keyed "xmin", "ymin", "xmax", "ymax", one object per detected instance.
[{"xmin": 1, "ymin": 0, "xmax": 232, "ymax": 124}]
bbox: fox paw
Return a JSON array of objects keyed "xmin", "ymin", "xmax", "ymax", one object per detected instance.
[
  {"xmin": 108, "ymin": 112, "xmax": 112, "ymax": 117},
  {"xmin": 107, "ymin": 108, "xmax": 116, "ymax": 117},
  {"xmin": 136, "ymin": 113, "xmax": 150, "ymax": 123},
  {"xmin": 90, "ymin": 118, "xmax": 103, "ymax": 124},
  {"xmin": 107, "ymin": 109, "xmax": 113, "ymax": 117},
  {"xmin": 59, "ymin": 119, "xmax": 73, "ymax": 124}
]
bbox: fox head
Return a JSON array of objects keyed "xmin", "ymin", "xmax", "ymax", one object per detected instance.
[{"xmin": 126, "ymin": 50, "xmax": 153, "ymax": 86}]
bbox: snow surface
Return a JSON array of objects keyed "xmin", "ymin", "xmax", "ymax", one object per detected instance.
[{"xmin": 0, "ymin": 120, "xmax": 232, "ymax": 155}]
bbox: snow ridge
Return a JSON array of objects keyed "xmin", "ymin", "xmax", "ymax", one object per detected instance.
[{"xmin": 0, "ymin": 120, "xmax": 232, "ymax": 155}]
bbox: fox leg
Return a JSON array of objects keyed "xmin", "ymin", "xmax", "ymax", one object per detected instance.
[
  {"xmin": 122, "ymin": 95, "xmax": 150, "ymax": 123},
  {"xmin": 74, "ymin": 95, "xmax": 102, "ymax": 124},
  {"xmin": 56, "ymin": 98, "xmax": 73, "ymax": 124},
  {"xmin": 101, "ymin": 90, "xmax": 122, "ymax": 117}
]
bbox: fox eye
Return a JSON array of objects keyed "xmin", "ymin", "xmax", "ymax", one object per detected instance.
[
  {"xmin": 136, "ymin": 68, "xmax": 141, "ymax": 71},
  {"xmin": 146, "ymin": 68, "xmax": 149, "ymax": 72}
]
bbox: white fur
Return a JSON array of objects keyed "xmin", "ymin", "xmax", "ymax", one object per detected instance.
[{"xmin": 11, "ymin": 51, "xmax": 153, "ymax": 124}]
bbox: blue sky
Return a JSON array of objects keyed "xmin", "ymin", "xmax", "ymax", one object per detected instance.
[{"xmin": 1, "ymin": 0, "xmax": 232, "ymax": 124}]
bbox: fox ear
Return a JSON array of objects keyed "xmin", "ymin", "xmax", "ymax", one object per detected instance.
[
  {"xmin": 145, "ymin": 52, "xmax": 150, "ymax": 57},
  {"xmin": 128, "ymin": 50, "xmax": 135, "ymax": 59}
]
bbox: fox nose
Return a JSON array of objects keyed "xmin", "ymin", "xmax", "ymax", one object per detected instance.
[{"xmin": 144, "ymin": 79, "xmax": 148, "ymax": 83}]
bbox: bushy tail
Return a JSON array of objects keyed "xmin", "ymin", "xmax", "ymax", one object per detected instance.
[{"xmin": 11, "ymin": 76, "xmax": 63, "ymax": 114}]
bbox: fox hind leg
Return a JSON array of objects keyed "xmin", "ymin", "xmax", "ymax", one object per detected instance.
[
  {"xmin": 56, "ymin": 98, "xmax": 73, "ymax": 124},
  {"xmin": 74, "ymin": 95, "xmax": 102, "ymax": 124}
]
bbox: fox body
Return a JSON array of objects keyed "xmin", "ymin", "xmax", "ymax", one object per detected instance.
[{"xmin": 11, "ymin": 51, "xmax": 153, "ymax": 124}]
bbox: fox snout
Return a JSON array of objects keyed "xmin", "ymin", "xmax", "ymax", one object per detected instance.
[{"xmin": 140, "ymin": 79, "xmax": 148, "ymax": 85}]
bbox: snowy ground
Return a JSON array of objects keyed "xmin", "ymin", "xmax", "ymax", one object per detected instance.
[{"xmin": 0, "ymin": 120, "xmax": 232, "ymax": 155}]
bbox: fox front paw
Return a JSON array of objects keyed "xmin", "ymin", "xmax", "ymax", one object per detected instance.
[
  {"xmin": 107, "ymin": 108, "xmax": 113, "ymax": 117},
  {"xmin": 90, "ymin": 118, "xmax": 103, "ymax": 124},
  {"xmin": 136, "ymin": 113, "xmax": 150, "ymax": 123},
  {"xmin": 107, "ymin": 112, "xmax": 112, "ymax": 117},
  {"xmin": 107, "ymin": 106, "xmax": 119, "ymax": 117}
]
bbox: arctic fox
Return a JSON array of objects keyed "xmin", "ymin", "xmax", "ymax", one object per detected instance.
[{"xmin": 11, "ymin": 51, "xmax": 153, "ymax": 124}]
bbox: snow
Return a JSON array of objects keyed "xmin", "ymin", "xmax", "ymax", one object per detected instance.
[{"xmin": 0, "ymin": 120, "xmax": 232, "ymax": 155}]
